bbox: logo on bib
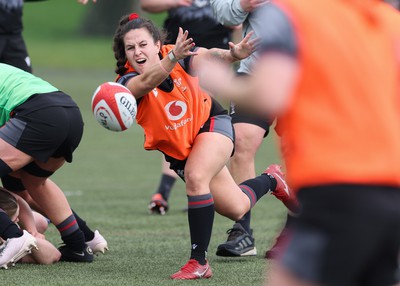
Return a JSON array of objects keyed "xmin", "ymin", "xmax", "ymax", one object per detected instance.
[{"xmin": 165, "ymin": 100, "xmax": 187, "ymax": 120}]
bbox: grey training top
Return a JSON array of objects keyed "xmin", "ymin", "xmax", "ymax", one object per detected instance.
[
  {"xmin": 211, "ymin": 1, "xmax": 298, "ymax": 70},
  {"xmin": 210, "ymin": 0, "xmax": 270, "ymax": 74}
]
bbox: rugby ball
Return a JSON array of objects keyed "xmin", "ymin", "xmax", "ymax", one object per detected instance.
[{"xmin": 91, "ymin": 82, "xmax": 137, "ymax": 132}]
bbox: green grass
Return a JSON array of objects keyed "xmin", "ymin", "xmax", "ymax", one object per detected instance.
[{"xmin": 2, "ymin": 2, "xmax": 286, "ymax": 285}]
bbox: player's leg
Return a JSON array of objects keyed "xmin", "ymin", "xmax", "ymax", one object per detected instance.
[
  {"xmin": 170, "ymin": 112, "xmax": 286, "ymax": 279},
  {"xmin": 14, "ymin": 101, "xmax": 92, "ymax": 262},
  {"xmin": 171, "ymin": 129, "xmax": 280, "ymax": 279},
  {"xmin": 217, "ymin": 119, "xmax": 267, "ymax": 257},
  {"xmin": 2, "ymin": 174, "xmax": 107, "ymax": 254},
  {"xmin": 266, "ymin": 130, "xmax": 300, "ymax": 259},
  {"xmin": 20, "ymin": 159, "xmax": 92, "ymax": 262},
  {"xmin": 19, "ymin": 236, "xmax": 61, "ymax": 265},
  {"xmin": 171, "ymin": 131, "xmax": 233, "ymax": 280}
]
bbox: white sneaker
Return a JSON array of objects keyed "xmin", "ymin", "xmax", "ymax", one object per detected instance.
[
  {"xmin": 86, "ymin": 230, "xmax": 108, "ymax": 255},
  {"xmin": 0, "ymin": 230, "xmax": 38, "ymax": 269}
]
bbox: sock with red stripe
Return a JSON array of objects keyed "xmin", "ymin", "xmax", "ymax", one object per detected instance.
[
  {"xmin": 72, "ymin": 209, "xmax": 95, "ymax": 242},
  {"xmin": 239, "ymin": 173, "xmax": 275, "ymax": 208},
  {"xmin": 187, "ymin": 193, "xmax": 214, "ymax": 265},
  {"xmin": 0, "ymin": 210, "xmax": 23, "ymax": 239},
  {"xmin": 56, "ymin": 214, "xmax": 86, "ymax": 251}
]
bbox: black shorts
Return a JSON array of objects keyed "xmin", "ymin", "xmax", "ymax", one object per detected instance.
[
  {"xmin": 165, "ymin": 98, "xmax": 234, "ymax": 181},
  {"xmin": 281, "ymin": 184, "xmax": 400, "ymax": 286},
  {"xmin": 229, "ymin": 73, "xmax": 272, "ymax": 137},
  {"xmin": 0, "ymin": 92, "xmax": 83, "ymax": 163},
  {"xmin": 1, "ymin": 174, "xmax": 25, "ymax": 192},
  {"xmin": 0, "ymin": 34, "xmax": 32, "ymax": 73}
]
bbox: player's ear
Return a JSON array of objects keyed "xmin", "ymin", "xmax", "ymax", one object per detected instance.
[{"xmin": 155, "ymin": 40, "xmax": 161, "ymax": 52}]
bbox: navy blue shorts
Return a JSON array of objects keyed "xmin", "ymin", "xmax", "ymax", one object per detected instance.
[{"xmin": 281, "ymin": 184, "xmax": 400, "ymax": 286}]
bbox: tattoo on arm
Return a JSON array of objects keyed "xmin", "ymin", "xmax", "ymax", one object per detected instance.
[{"xmin": 209, "ymin": 48, "xmax": 235, "ymax": 62}]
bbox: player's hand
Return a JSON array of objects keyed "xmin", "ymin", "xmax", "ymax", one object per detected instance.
[
  {"xmin": 229, "ymin": 31, "xmax": 258, "ymax": 61},
  {"xmin": 172, "ymin": 27, "xmax": 198, "ymax": 61}
]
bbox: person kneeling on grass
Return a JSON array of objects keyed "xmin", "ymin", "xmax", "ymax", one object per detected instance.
[
  {"xmin": 0, "ymin": 187, "xmax": 60, "ymax": 265},
  {"xmin": 1, "ymin": 174, "xmax": 109, "ymax": 256},
  {"xmin": 111, "ymin": 13, "xmax": 298, "ymax": 280}
]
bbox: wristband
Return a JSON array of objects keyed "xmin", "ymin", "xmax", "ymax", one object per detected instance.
[{"xmin": 168, "ymin": 50, "xmax": 179, "ymax": 63}]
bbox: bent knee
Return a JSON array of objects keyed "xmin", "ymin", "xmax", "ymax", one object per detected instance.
[
  {"xmin": 234, "ymin": 137, "xmax": 262, "ymax": 158},
  {"xmin": 216, "ymin": 206, "xmax": 247, "ymax": 221},
  {"xmin": 184, "ymin": 170, "xmax": 208, "ymax": 192}
]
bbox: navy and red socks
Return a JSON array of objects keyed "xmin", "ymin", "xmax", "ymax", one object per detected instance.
[
  {"xmin": 187, "ymin": 193, "xmax": 214, "ymax": 265},
  {"xmin": 239, "ymin": 173, "xmax": 275, "ymax": 208},
  {"xmin": 56, "ymin": 214, "xmax": 86, "ymax": 252}
]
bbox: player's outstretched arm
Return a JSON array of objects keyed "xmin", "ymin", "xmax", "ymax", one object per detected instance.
[{"xmin": 191, "ymin": 31, "xmax": 257, "ymax": 74}]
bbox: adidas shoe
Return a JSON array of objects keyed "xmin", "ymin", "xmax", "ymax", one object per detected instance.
[
  {"xmin": 216, "ymin": 223, "xmax": 257, "ymax": 257},
  {"xmin": 264, "ymin": 164, "xmax": 299, "ymax": 213},
  {"xmin": 0, "ymin": 230, "xmax": 38, "ymax": 269},
  {"xmin": 58, "ymin": 244, "xmax": 94, "ymax": 263},
  {"xmin": 86, "ymin": 230, "xmax": 108, "ymax": 255},
  {"xmin": 170, "ymin": 259, "xmax": 213, "ymax": 280},
  {"xmin": 148, "ymin": 193, "xmax": 169, "ymax": 215}
]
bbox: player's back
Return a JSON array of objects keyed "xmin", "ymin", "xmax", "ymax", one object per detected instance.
[{"xmin": 276, "ymin": 0, "xmax": 400, "ymax": 189}]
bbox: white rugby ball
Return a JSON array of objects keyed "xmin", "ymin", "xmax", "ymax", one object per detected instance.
[{"xmin": 91, "ymin": 82, "xmax": 137, "ymax": 132}]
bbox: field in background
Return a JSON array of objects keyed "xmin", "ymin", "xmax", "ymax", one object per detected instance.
[{"xmin": 2, "ymin": 2, "xmax": 286, "ymax": 285}]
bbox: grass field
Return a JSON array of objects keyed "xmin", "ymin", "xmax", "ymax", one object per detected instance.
[{"xmin": 2, "ymin": 2, "xmax": 286, "ymax": 285}]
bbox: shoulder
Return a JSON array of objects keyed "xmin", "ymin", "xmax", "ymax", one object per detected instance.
[{"xmin": 258, "ymin": 3, "xmax": 298, "ymax": 57}]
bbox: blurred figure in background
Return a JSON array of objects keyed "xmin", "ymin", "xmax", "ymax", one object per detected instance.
[{"xmin": 198, "ymin": 1, "xmax": 400, "ymax": 285}]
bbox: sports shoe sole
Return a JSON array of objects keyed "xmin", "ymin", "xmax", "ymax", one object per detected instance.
[
  {"xmin": 170, "ymin": 264, "xmax": 213, "ymax": 279},
  {"xmin": 0, "ymin": 238, "xmax": 38, "ymax": 269},
  {"xmin": 216, "ymin": 246, "xmax": 257, "ymax": 257},
  {"xmin": 86, "ymin": 230, "xmax": 109, "ymax": 255}
]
